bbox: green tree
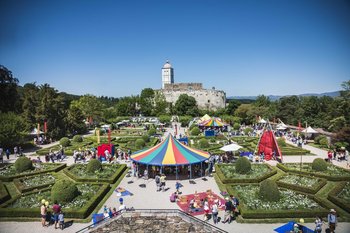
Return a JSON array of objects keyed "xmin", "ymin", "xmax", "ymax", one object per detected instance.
[
  {"xmin": 153, "ymin": 91, "xmax": 168, "ymax": 116},
  {"xmin": 0, "ymin": 65, "xmax": 20, "ymax": 113},
  {"xmin": 234, "ymin": 104, "xmax": 254, "ymax": 124},
  {"xmin": 225, "ymin": 99, "xmax": 241, "ymax": 115},
  {"xmin": 71, "ymin": 94, "xmax": 105, "ymax": 123},
  {"xmin": 0, "ymin": 112, "xmax": 25, "ymax": 147},
  {"xmin": 140, "ymin": 88, "xmax": 154, "ymax": 116},
  {"xmin": 174, "ymin": 94, "xmax": 199, "ymax": 116},
  {"xmin": 21, "ymin": 83, "xmax": 39, "ymax": 131},
  {"xmin": 65, "ymin": 105, "xmax": 87, "ymax": 135},
  {"xmin": 115, "ymin": 96, "xmax": 138, "ymax": 116}
]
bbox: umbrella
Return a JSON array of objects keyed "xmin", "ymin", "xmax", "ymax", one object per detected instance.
[
  {"xmin": 220, "ymin": 143, "xmax": 243, "ymax": 152},
  {"xmin": 302, "ymin": 126, "xmax": 318, "ymax": 134}
]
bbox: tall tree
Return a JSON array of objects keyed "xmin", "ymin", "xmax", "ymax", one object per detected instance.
[
  {"xmin": 140, "ymin": 88, "xmax": 155, "ymax": 116},
  {"xmin": 0, "ymin": 65, "xmax": 20, "ymax": 113},
  {"xmin": 115, "ymin": 96, "xmax": 138, "ymax": 116},
  {"xmin": 65, "ymin": 105, "xmax": 87, "ymax": 135},
  {"xmin": 21, "ymin": 83, "xmax": 39, "ymax": 131},
  {"xmin": 0, "ymin": 112, "xmax": 25, "ymax": 147},
  {"xmin": 225, "ymin": 99, "xmax": 241, "ymax": 115},
  {"xmin": 174, "ymin": 94, "xmax": 199, "ymax": 116},
  {"xmin": 71, "ymin": 94, "xmax": 105, "ymax": 123},
  {"xmin": 152, "ymin": 91, "xmax": 168, "ymax": 116}
]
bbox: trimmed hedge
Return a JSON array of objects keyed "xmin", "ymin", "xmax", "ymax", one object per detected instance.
[
  {"xmin": 14, "ymin": 157, "xmax": 33, "ymax": 173},
  {"xmin": 64, "ymin": 164, "xmax": 127, "ymax": 184},
  {"xmin": 235, "ymin": 157, "xmax": 252, "ymax": 174},
  {"xmin": 277, "ymin": 163, "xmax": 350, "ymax": 181},
  {"xmin": 259, "ymin": 179, "xmax": 280, "ymax": 202},
  {"xmin": 51, "ymin": 180, "xmax": 79, "ymax": 204},
  {"xmin": 0, "ymin": 181, "xmax": 10, "ymax": 204},
  {"xmin": 0, "ymin": 183, "xmax": 110, "ymax": 219},
  {"xmin": 13, "ymin": 175, "xmax": 56, "ymax": 194},
  {"xmin": 0, "ymin": 163, "xmax": 66, "ymax": 182},
  {"xmin": 60, "ymin": 137, "xmax": 70, "ymax": 147},
  {"xmin": 227, "ymin": 185, "xmax": 329, "ymax": 219},
  {"xmin": 215, "ymin": 163, "xmax": 277, "ymax": 184},
  {"xmin": 276, "ymin": 174, "xmax": 327, "ymax": 194},
  {"xmin": 328, "ymin": 182, "xmax": 350, "ymax": 213},
  {"xmin": 312, "ymin": 158, "xmax": 328, "ymax": 171},
  {"xmin": 87, "ymin": 159, "xmax": 102, "ymax": 173}
]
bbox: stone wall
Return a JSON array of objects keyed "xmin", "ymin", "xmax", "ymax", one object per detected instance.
[
  {"xmin": 164, "ymin": 83, "xmax": 203, "ymax": 91},
  {"xmin": 160, "ymin": 89, "xmax": 226, "ymax": 111},
  {"xmin": 90, "ymin": 212, "xmax": 222, "ymax": 233}
]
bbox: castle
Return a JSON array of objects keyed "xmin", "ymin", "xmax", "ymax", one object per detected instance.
[{"xmin": 158, "ymin": 60, "xmax": 226, "ymax": 110}]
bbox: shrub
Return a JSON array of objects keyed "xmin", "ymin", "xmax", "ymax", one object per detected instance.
[
  {"xmin": 87, "ymin": 159, "xmax": 102, "ymax": 173},
  {"xmin": 314, "ymin": 135, "xmax": 327, "ymax": 144},
  {"xmin": 243, "ymin": 127, "xmax": 253, "ymax": 135},
  {"xmin": 235, "ymin": 157, "xmax": 251, "ymax": 174},
  {"xmin": 319, "ymin": 138, "xmax": 329, "ymax": 147},
  {"xmin": 334, "ymin": 142, "xmax": 349, "ymax": 150},
  {"xmin": 259, "ymin": 179, "xmax": 280, "ymax": 202},
  {"xmin": 142, "ymin": 135, "xmax": 150, "ymax": 143},
  {"xmin": 210, "ymin": 138, "xmax": 216, "ymax": 143},
  {"xmin": 135, "ymin": 138, "xmax": 146, "ymax": 149},
  {"xmin": 73, "ymin": 135, "xmax": 83, "ymax": 143},
  {"xmin": 233, "ymin": 123, "xmax": 240, "ymax": 130},
  {"xmin": 312, "ymin": 158, "xmax": 328, "ymax": 171},
  {"xmin": 51, "ymin": 179, "xmax": 79, "ymax": 204},
  {"xmin": 148, "ymin": 128, "xmax": 156, "ymax": 136},
  {"xmin": 60, "ymin": 137, "xmax": 70, "ymax": 147},
  {"xmin": 191, "ymin": 127, "xmax": 200, "ymax": 136},
  {"xmin": 198, "ymin": 138, "xmax": 209, "ymax": 148},
  {"xmin": 14, "ymin": 157, "xmax": 33, "ymax": 173}
]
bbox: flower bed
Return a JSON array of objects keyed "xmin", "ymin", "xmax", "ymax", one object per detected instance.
[
  {"xmin": 64, "ymin": 164, "xmax": 126, "ymax": 183},
  {"xmin": 0, "ymin": 183, "xmax": 110, "ymax": 219},
  {"xmin": 227, "ymin": 184, "xmax": 328, "ymax": 219},
  {"xmin": 328, "ymin": 182, "xmax": 350, "ymax": 213},
  {"xmin": 13, "ymin": 174, "xmax": 56, "ymax": 193},
  {"xmin": 277, "ymin": 163, "xmax": 350, "ymax": 181},
  {"xmin": 215, "ymin": 164, "xmax": 277, "ymax": 184},
  {"xmin": 276, "ymin": 173, "xmax": 327, "ymax": 194},
  {"xmin": 0, "ymin": 163, "xmax": 66, "ymax": 181}
]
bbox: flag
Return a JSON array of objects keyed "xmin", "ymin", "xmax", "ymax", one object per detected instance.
[
  {"xmin": 44, "ymin": 121, "xmax": 47, "ymax": 134},
  {"xmin": 37, "ymin": 123, "xmax": 40, "ymax": 136},
  {"xmin": 298, "ymin": 121, "xmax": 301, "ymax": 132},
  {"xmin": 96, "ymin": 129, "xmax": 100, "ymax": 144}
]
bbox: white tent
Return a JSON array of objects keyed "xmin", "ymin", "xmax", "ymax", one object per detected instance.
[
  {"xmin": 258, "ymin": 118, "xmax": 267, "ymax": 123},
  {"xmin": 29, "ymin": 128, "xmax": 44, "ymax": 135},
  {"xmin": 302, "ymin": 126, "xmax": 318, "ymax": 134},
  {"xmin": 220, "ymin": 143, "xmax": 243, "ymax": 152},
  {"xmin": 276, "ymin": 126, "xmax": 287, "ymax": 130}
]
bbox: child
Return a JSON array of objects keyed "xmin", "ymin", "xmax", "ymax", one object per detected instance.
[
  {"xmin": 58, "ymin": 211, "xmax": 64, "ymax": 230},
  {"xmin": 175, "ymin": 181, "xmax": 181, "ymax": 194}
]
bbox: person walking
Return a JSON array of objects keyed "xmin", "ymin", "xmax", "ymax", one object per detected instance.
[
  {"xmin": 211, "ymin": 199, "xmax": 219, "ymax": 224},
  {"xmin": 222, "ymin": 197, "xmax": 233, "ymax": 224},
  {"xmin": 0, "ymin": 148, "xmax": 3, "ymax": 163},
  {"xmin": 160, "ymin": 174, "xmax": 166, "ymax": 192},
  {"xmin": 40, "ymin": 200, "xmax": 47, "ymax": 227},
  {"xmin": 5, "ymin": 148, "xmax": 10, "ymax": 160},
  {"xmin": 155, "ymin": 174, "xmax": 161, "ymax": 192},
  {"xmin": 328, "ymin": 209, "xmax": 337, "ymax": 233},
  {"xmin": 314, "ymin": 216, "xmax": 323, "ymax": 233},
  {"xmin": 52, "ymin": 201, "xmax": 61, "ymax": 229}
]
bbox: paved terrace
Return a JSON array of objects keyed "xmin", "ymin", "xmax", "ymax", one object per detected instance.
[{"xmin": 0, "ymin": 125, "xmax": 349, "ymax": 233}]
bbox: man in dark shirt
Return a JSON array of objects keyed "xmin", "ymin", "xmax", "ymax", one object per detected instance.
[
  {"xmin": 52, "ymin": 201, "xmax": 61, "ymax": 229},
  {"xmin": 222, "ymin": 197, "xmax": 233, "ymax": 224}
]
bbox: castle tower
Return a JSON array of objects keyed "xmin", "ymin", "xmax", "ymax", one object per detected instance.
[{"xmin": 161, "ymin": 60, "xmax": 174, "ymax": 89}]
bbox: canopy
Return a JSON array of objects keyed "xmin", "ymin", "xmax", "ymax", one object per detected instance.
[
  {"xmin": 200, "ymin": 114, "xmax": 211, "ymax": 122},
  {"xmin": 276, "ymin": 126, "xmax": 287, "ymax": 130},
  {"xmin": 302, "ymin": 126, "xmax": 318, "ymax": 134},
  {"xmin": 274, "ymin": 221, "xmax": 314, "ymax": 233},
  {"xmin": 220, "ymin": 143, "xmax": 243, "ymax": 152},
  {"xmin": 130, "ymin": 134, "xmax": 210, "ymax": 166},
  {"xmin": 258, "ymin": 118, "xmax": 267, "ymax": 123},
  {"xmin": 258, "ymin": 130, "xmax": 283, "ymax": 161},
  {"xmin": 199, "ymin": 117, "xmax": 227, "ymax": 127},
  {"xmin": 29, "ymin": 128, "xmax": 44, "ymax": 135}
]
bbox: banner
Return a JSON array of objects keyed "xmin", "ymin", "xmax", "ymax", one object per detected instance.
[
  {"xmin": 96, "ymin": 129, "xmax": 100, "ymax": 144},
  {"xmin": 37, "ymin": 123, "xmax": 40, "ymax": 136},
  {"xmin": 108, "ymin": 128, "xmax": 111, "ymax": 144},
  {"xmin": 44, "ymin": 121, "xmax": 47, "ymax": 134}
]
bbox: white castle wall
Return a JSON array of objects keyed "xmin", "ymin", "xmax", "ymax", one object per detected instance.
[{"xmin": 160, "ymin": 88, "xmax": 226, "ymax": 110}]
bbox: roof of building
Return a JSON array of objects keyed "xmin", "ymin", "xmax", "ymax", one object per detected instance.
[{"xmin": 163, "ymin": 60, "xmax": 172, "ymax": 69}]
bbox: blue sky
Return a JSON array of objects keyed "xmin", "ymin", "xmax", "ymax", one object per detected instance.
[{"xmin": 1, "ymin": 0, "xmax": 349, "ymax": 97}]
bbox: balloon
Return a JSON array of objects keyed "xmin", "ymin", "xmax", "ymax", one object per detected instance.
[
  {"xmin": 45, "ymin": 201, "xmax": 49, "ymax": 206},
  {"xmin": 299, "ymin": 218, "xmax": 304, "ymax": 223},
  {"xmin": 41, "ymin": 199, "xmax": 46, "ymax": 204}
]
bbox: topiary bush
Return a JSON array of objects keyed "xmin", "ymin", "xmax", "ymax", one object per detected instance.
[
  {"xmin": 51, "ymin": 179, "xmax": 79, "ymax": 204},
  {"xmin": 72, "ymin": 135, "xmax": 83, "ymax": 143},
  {"xmin": 319, "ymin": 138, "xmax": 329, "ymax": 147},
  {"xmin": 259, "ymin": 179, "xmax": 280, "ymax": 202},
  {"xmin": 314, "ymin": 135, "xmax": 327, "ymax": 144},
  {"xmin": 198, "ymin": 138, "xmax": 209, "ymax": 148},
  {"xmin": 235, "ymin": 157, "xmax": 251, "ymax": 174},
  {"xmin": 312, "ymin": 158, "xmax": 328, "ymax": 171},
  {"xmin": 14, "ymin": 157, "xmax": 33, "ymax": 173},
  {"xmin": 148, "ymin": 128, "xmax": 156, "ymax": 136},
  {"xmin": 87, "ymin": 159, "xmax": 102, "ymax": 173},
  {"xmin": 135, "ymin": 138, "xmax": 146, "ymax": 149},
  {"xmin": 243, "ymin": 127, "xmax": 253, "ymax": 135},
  {"xmin": 233, "ymin": 123, "xmax": 241, "ymax": 130},
  {"xmin": 142, "ymin": 135, "xmax": 150, "ymax": 143},
  {"xmin": 191, "ymin": 127, "xmax": 200, "ymax": 136},
  {"xmin": 60, "ymin": 137, "xmax": 70, "ymax": 147}
]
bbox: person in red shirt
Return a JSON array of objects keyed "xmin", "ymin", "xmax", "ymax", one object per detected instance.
[{"xmin": 52, "ymin": 201, "xmax": 61, "ymax": 229}]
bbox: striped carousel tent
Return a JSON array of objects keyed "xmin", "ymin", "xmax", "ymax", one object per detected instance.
[
  {"xmin": 198, "ymin": 117, "xmax": 227, "ymax": 127},
  {"xmin": 130, "ymin": 134, "xmax": 210, "ymax": 179}
]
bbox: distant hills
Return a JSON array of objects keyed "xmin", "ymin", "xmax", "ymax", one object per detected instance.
[{"xmin": 228, "ymin": 91, "xmax": 340, "ymax": 101}]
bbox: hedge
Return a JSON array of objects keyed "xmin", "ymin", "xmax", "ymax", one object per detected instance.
[
  {"xmin": 13, "ymin": 175, "xmax": 56, "ymax": 194},
  {"xmin": 0, "ymin": 163, "xmax": 66, "ymax": 182},
  {"xmin": 215, "ymin": 164, "xmax": 277, "ymax": 184},
  {"xmin": 0, "ymin": 181, "xmax": 10, "ymax": 204},
  {"xmin": 0, "ymin": 183, "xmax": 110, "ymax": 219},
  {"xmin": 277, "ymin": 163, "xmax": 350, "ymax": 181},
  {"xmin": 64, "ymin": 164, "xmax": 127, "ymax": 184},
  {"xmin": 276, "ymin": 174, "xmax": 327, "ymax": 194},
  {"xmin": 227, "ymin": 185, "xmax": 329, "ymax": 219},
  {"xmin": 328, "ymin": 182, "xmax": 350, "ymax": 213}
]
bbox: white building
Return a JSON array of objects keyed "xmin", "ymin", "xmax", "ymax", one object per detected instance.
[{"xmin": 158, "ymin": 60, "xmax": 226, "ymax": 110}]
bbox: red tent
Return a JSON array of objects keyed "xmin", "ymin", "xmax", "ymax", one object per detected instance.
[{"xmin": 258, "ymin": 130, "xmax": 283, "ymax": 161}]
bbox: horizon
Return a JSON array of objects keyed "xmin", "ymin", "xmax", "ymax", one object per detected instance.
[{"xmin": 1, "ymin": 0, "xmax": 349, "ymax": 98}]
